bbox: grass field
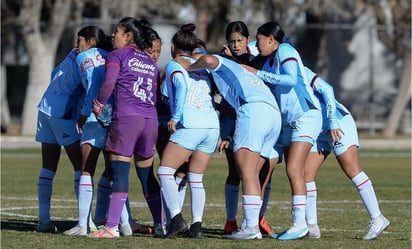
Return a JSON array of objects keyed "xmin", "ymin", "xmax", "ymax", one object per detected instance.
[{"xmin": 1, "ymin": 148, "xmax": 411, "ymax": 249}]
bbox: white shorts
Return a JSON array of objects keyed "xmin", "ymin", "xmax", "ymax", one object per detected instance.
[
  {"xmin": 170, "ymin": 128, "xmax": 220, "ymax": 154},
  {"xmin": 233, "ymin": 102, "xmax": 281, "ymax": 159},
  {"xmin": 35, "ymin": 111, "xmax": 80, "ymax": 146}
]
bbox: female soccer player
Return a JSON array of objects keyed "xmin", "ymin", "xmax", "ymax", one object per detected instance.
[
  {"xmin": 61, "ymin": 25, "xmax": 117, "ymax": 236},
  {"xmin": 157, "ymin": 23, "xmax": 220, "ymax": 239},
  {"xmin": 178, "ymin": 53, "xmax": 281, "ymax": 240},
  {"xmin": 219, "ymin": 21, "xmax": 275, "ymax": 236},
  {"xmin": 89, "ymin": 17, "xmax": 159, "ymax": 238},
  {"xmin": 35, "ymin": 46, "xmax": 83, "ymax": 234},
  {"xmin": 304, "ymin": 67, "xmax": 390, "ymax": 240},
  {"xmin": 243, "ymin": 21, "xmax": 322, "ymax": 240}
]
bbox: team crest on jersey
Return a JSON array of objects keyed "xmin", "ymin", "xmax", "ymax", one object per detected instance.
[{"xmin": 81, "ymin": 58, "xmax": 95, "ymax": 72}]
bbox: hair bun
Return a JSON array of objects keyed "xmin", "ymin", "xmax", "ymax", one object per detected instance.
[{"xmin": 180, "ymin": 23, "xmax": 196, "ymax": 32}]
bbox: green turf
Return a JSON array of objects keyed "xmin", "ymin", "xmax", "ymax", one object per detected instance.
[{"xmin": 1, "ymin": 148, "xmax": 410, "ymax": 249}]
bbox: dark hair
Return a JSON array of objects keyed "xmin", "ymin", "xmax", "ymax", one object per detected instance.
[
  {"xmin": 171, "ymin": 23, "xmax": 197, "ymax": 53},
  {"xmin": 117, "ymin": 17, "xmax": 152, "ymax": 49},
  {"xmin": 77, "ymin": 26, "xmax": 113, "ymax": 51},
  {"xmin": 256, "ymin": 21, "xmax": 285, "ymax": 44},
  {"xmin": 225, "ymin": 21, "xmax": 249, "ymax": 41},
  {"xmin": 138, "ymin": 18, "xmax": 161, "ymax": 48}
]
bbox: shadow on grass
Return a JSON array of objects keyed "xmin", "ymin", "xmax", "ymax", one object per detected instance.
[{"xmin": 1, "ymin": 219, "xmax": 78, "ymax": 233}]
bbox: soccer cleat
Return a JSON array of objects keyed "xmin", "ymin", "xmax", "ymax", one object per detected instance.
[
  {"xmin": 130, "ymin": 219, "xmax": 152, "ymax": 234},
  {"xmin": 153, "ymin": 223, "xmax": 165, "ymax": 237},
  {"xmin": 119, "ymin": 223, "xmax": 133, "ymax": 236},
  {"xmin": 63, "ymin": 224, "xmax": 87, "ymax": 236},
  {"xmin": 36, "ymin": 221, "xmax": 58, "ymax": 233},
  {"xmin": 187, "ymin": 222, "xmax": 203, "ymax": 239},
  {"xmin": 307, "ymin": 224, "xmax": 321, "ymax": 239},
  {"xmin": 88, "ymin": 225, "xmax": 119, "ymax": 238},
  {"xmin": 164, "ymin": 213, "xmax": 188, "ymax": 239},
  {"xmin": 224, "ymin": 220, "xmax": 238, "ymax": 235},
  {"xmin": 277, "ymin": 224, "xmax": 309, "ymax": 240},
  {"xmin": 226, "ymin": 225, "xmax": 262, "ymax": 240},
  {"xmin": 259, "ymin": 216, "xmax": 275, "ymax": 235},
  {"xmin": 363, "ymin": 215, "xmax": 390, "ymax": 240}
]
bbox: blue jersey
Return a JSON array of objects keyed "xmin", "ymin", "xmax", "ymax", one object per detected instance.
[
  {"xmin": 76, "ymin": 48, "xmax": 109, "ymax": 120},
  {"xmin": 210, "ymin": 55, "xmax": 279, "ymax": 112},
  {"xmin": 37, "ymin": 48, "xmax": 83, "ymax": 119},
  {"xmin": 165, "ymin": 56, "xmax": 219, "ymax": 129},
  {"xmin": 256, "ymin": 43, "xmax": 320, "ymax": 124},
  {"xmin": 306, "ymin": 67, "xmax": 350, "ymax": 130}
]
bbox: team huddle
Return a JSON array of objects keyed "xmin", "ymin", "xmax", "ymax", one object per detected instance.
[{"xmin": 34, "ymin": 17, "xmax": 389, "ymax": 241}]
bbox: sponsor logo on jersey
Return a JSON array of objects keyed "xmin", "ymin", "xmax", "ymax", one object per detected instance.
[{"xmin": 81, "ymin": 58, "xmax": 95, "ymax": 72}]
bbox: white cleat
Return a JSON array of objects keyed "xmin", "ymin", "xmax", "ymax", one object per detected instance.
[
  {"xmin": 307, "ymin": 224, "xmax": 321, "ymax": 239},
  {"xmin": 63, "ymin": 224, "xmax": 87, "ymax": 236},
  {"xmin": 226, "ymin": 225, "xmax": 262, "ymax": 240},
  {"xmin": 363, "ymin": 215, "xmax": 390, "ymax": 240},
  {"xmin": 119, "ymin": 223, "xmax": 133, "ymax": 236}
]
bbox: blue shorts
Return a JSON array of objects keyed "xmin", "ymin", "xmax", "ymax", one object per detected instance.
[
  {"xmin": 35, "ymin": 111, "xmax": 80, "ymax": 146},
  {"xmin": 81, "ymin": 120, "xmax": 109, "ymax": 149},
  {"xmin": 282, "ymin": 109, "xmax": 322, "ymax": 147},
  {"xmin": 170, "ymin": 128, "xmax": 219, "ymax": 154},
  {"xmin": 234, "ymin": 102, "xmax": 281, "ymax": 159},
  {"xmin": 311, "ymin": 114, "xmax": 359, "ymax": 156},
  {"xmin": 106, "ymin": 116, "xmax": 158, "ymax": 158}
]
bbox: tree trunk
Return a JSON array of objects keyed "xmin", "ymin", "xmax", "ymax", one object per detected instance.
[
  {"xmin": 19, "ymin": 0, "xmax": 72, "ymax": 135},
  {"xmin": 20, "ymin": 48, "xmax": 54, "ymax": 135},
  {"xmin": 382, "ymin": 51, "xmax": 411, "ymax": 138}
]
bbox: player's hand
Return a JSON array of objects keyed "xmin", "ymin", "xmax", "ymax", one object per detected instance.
[
  {"xmin": 167, "ymin": 120, "xmax": 177, "ymax": 133},
  {"xmin": 221, "ymin": 44, "xmax": 232, "ymax": 57},
  {"xmin": 219, "ymin": 139, "xmax": 230, "ymax": 154},
  {"xmin": 92, "ymin": 99, "xmax": 104, "ymax": 115},
  {"xmin": 76, "ymin": 115, "xmax": 87, "ymax": 134},
  {"xmin": 329, "ymin": 128, "xmax": 344, "ymax": 142}
]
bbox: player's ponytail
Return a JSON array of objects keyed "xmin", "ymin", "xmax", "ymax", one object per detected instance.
[
  {"xmin": 77, "ymin": 26, "xmax": 113, "ymax": 52},
  {"xmin": 171, "ymin": 23, "xmax": 197, "ymax": 53}
]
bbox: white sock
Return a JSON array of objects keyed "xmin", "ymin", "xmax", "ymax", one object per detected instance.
[
  {"xmin": 175, "ymin": 176, "xmax": 187, "ymax": 210},
  {"xmin": 306, "ymin": 181, "xmax": 318, "ymax": 225},
  {"xmin": 120, "ymin": 202, "xmax": 130, "ymax": 226},
  {"xmin": 188, "ymin": 172, "xmax": 205, "ymax": 223},
  {"xmin": 242, "ymin": 195, "xmax": 261, "ymax": 228},
  {"xmin": 78, "ymin": 175, "xmax": 93, "ymax": 227},
  {"xmin": 352, "ymin": 171, "xmax": 381, "ymax": 219},
  {"xmin": 225, "ymin": 184, "xmax": 239, "ymax": 221},
  {"xmin": 292, "ymin": 195, "xmax": 307, "ymax": 226},
  {"xmin": 158, "ymin": 166, "xmax": 180, "ymax": 218}
]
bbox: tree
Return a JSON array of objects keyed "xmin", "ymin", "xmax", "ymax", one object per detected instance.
[{"xmin": 17, "ymin": 0, "xmax": 84, "ymax": 135}]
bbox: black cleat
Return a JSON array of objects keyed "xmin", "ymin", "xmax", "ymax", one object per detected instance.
[
  {"xmin": 187, "ymin": 222, "xmax": 203, "ymax": 238},
  {"xmin": 164, "ymin": 213, "xmax": 188, "ymax": 239}
]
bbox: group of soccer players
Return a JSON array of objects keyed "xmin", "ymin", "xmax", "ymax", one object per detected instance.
[{"xmin": 34, "ymin": 17, "xmax": 389, "ymax": 241}]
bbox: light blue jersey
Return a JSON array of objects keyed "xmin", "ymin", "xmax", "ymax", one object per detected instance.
[
  {"xmin": 37, "ymin": 48, "xmax": 83, "ymax": 119},
  {"xmin": 256, "ymin": 43, "xmax": 320, "ymax": 124},
  {"xmin": 76, "ymin": 48, "xmax": 109, "ymax": 121},
  {"xmin": 210, "ymin": 55, "xmax": 279, "ymax": 112},
  {"xmin": 165, "ymin": 56, "xmax": 219, "ymax": 129},
  {"xmin": 77, "ymin": 48, "xmax": 110, "ymax": 148},
  {"xmin": 306, "ymin": 67, "xmax": 350, "ymax": 130},
  {"xmin": 307, "ymin": 68, "xmax": 359, "ymax": 155}
]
